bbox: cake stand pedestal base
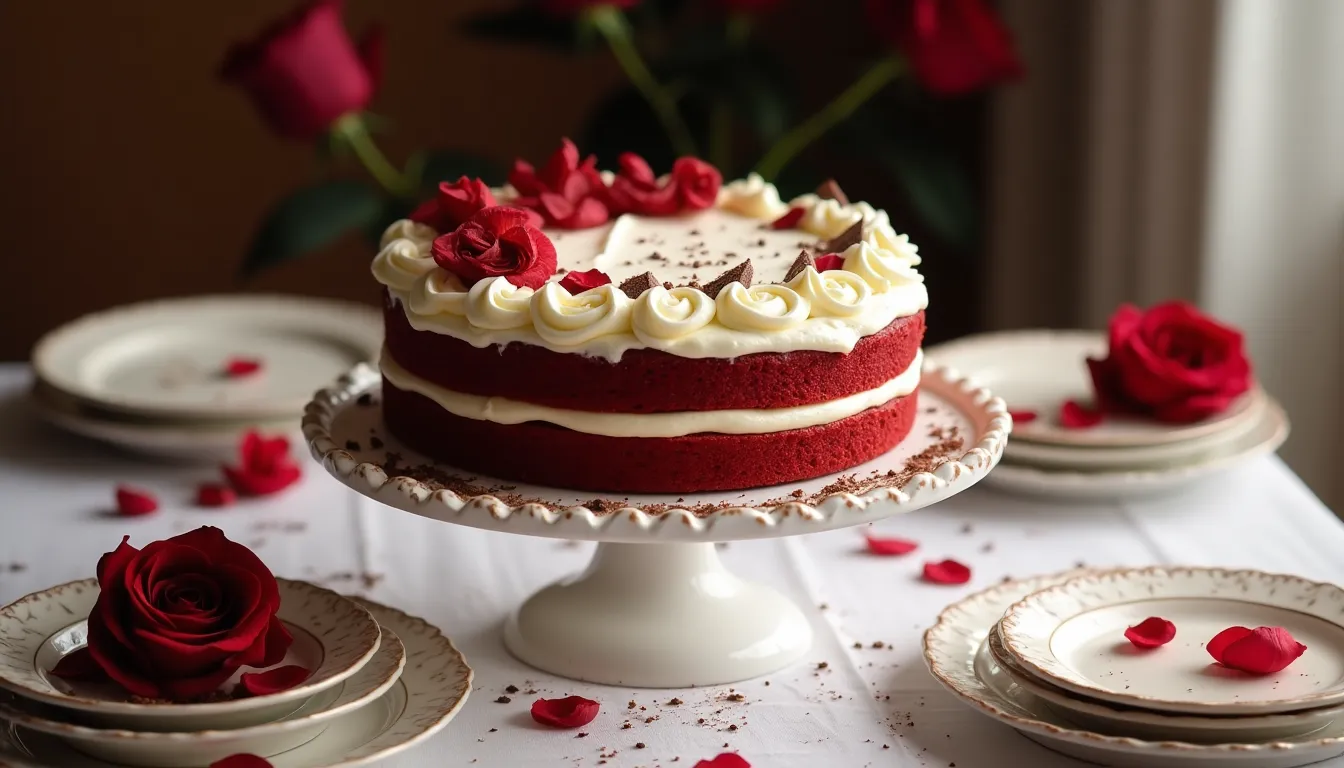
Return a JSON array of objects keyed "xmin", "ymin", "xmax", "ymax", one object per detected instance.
[{"xmin": 503, "ymin": 542, "xmax": 812, "ymax": 688}]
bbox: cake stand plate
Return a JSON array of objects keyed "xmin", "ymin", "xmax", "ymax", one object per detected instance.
[{"xmin": 304, "ymin": 363, "xmax": 1009, "ymax": 687}]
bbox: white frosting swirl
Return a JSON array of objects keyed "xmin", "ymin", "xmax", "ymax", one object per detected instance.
[
  {"xmin": 793, "ymin": 196, "xmax": 862, "ymax": 239},
  {"xmin": 715, "ymin": 283, "xmax": 811, "ymax": 331},
  {"xmin": 632, "ymin": 285, "xmax": 716, "ymax": 341},
  {"xmin": 464, "ymin": 276, "xmax": 535, "ymax": 330},
  {"xmin": 409, "ymin": 269, "xmax": 468, "ymax": 317},
  {"xmin": 371, "ymin": 238, "xmax": 437, "ymax": 293},
  {"xmin": 717, "ymin": 173, "xmax": 789, "ymax": 219},
  {"xmin": 842, "ymin": 242, "xmax": 925, "ymax": 293},
  {"xmin": 867, "ymin": 223, "xmax": 921, "ymax": 266},
  {"xmin": 380, "ymin": 219, "xmax": 438, "ymax": 248},
  {"xmin": 786, "ymin": 267, "xmax": 873, "ymax": 318},
  {"xmin": 530, "ymin": 283, "xmax": 633, "ymax": 346}
]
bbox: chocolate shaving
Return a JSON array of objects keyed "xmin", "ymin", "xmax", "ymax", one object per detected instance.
[
  {"xmin": 619, "ymin": 271, "xmax": 660, "ymax": 299},
  {"xmin": 823, "ymin": 220, "xmax": 864, "ymax": 254},
  {"xmin": 783, "ymin": 251, "xmax": 816, "ymax": 282},
  {"xmin": 702, "ymin": 259, "xmax": 754, "ymax": 299},
  {"xmin": 815, "ymin": 179, "xmax": 849, "ymax": 206},
  {"xmin": 684, "ymin": 280, "xmax": 705, "ymax": 291}
]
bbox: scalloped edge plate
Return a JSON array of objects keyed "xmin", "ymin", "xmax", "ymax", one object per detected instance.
[{"xmin": 302, "ymin": 362, "xmax": 1011, "ymax": 542}]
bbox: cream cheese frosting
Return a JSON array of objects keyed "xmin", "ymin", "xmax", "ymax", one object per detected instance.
[
  {"xmin": 374, "ymin": 176, "xmax": 928, "ymax": 361},
  {"xmin": 381, "ymin": 348, "xmax": 922, "ymax": 438}
]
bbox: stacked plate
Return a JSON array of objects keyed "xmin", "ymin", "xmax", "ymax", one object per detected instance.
[
  {"xmin": 30, "ymin": 295, "xmax": 381, "ymax": 461},
  {"xmin": 0, "ymin": 579, "xmax": 471, "ymax": 767},
  {"xmin": 926, "ymin": 331, "xmax": 1290, "ymax": 499},
  {"xmin": 925, "ymin": 567, "xmax": 1344, "ymax": 768}
]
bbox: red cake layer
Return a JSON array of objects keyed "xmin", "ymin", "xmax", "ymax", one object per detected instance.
[
  {"xmin": 381, "ymin": 378, "xmax": 920, "ymax": 494},
  {"xmin": 384, "ymin": 294, "xmax": 924, "ymax": 414}
]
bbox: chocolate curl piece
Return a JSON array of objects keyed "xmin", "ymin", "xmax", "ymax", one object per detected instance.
[
  {"xmin": 822, "ymin": 220, "xmax": 864, "ymax": 254},
  {"xmin": 703, "ymin": 259, "xmax": 755, "ymax": 299},
  {"xmin": 815, "ymin": 179, "xmax": 849, "ymax": 205},
  {"xmin": 619, "ymin": 271, "xmax": 660, "ymax": 299},
  {"xmin": 783, "ymin": 251, "xmax": 816, "ymax": 282}
]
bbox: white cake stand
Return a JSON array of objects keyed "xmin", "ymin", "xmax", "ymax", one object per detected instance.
[{"xmin": 303, "ymin": 363, "xmax": 1009, "ymax": 688}]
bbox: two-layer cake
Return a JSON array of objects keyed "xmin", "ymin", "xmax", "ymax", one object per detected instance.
[{"xmin": 372, "ymin": 140, "xmax": 927, "ymax": 493}]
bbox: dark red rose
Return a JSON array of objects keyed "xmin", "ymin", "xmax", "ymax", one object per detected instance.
[
  {"xmin": 1086, "ymin": 302, "xmax": 1252, "ymax": 423},
  {"xmin": 409, "ymin": 177, "xmax": 498, "ymax": 232},
  {"xmin": 865, "ymin": 0, "xmax": 1023, "ymax": 96},
  {"xmin": 559, "ymin": 268, "xmax": 612, "ymax": 294},
  {"xmin": 220, "ymin": 0, "xmax": 381, "ymax": 141},
  {"xmin": 223, "ymin": 432, "xmax": 302, "ymax": 497},
  {"xmin": 608, "ymin": 153, "xmax": 723, "ymax": 216},
  {"xmin": 84, "ymin": 527, "xmax": 292, "ymax": 701},
  {"xmin": 509, "ymin": 139, "xmax": 610, "ymax": 229},
  {"xmin": 541, "ymin": 0, "xmax": 638, "ymax": 15},
  {"xmin": 433, "ymin": 207, "xmax": 558, "ymax": 289}
]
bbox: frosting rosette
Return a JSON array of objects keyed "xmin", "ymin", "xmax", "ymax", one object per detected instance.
[
  {"xmin": 632, "ymin": 285, "xmax": 716, "ymax": 341},
  {"xmin": 866, "ymin": 223, "xmax": 922, "ymax": 266},
  {"xmin": 530, "ymin": 282, "xmax": 633, "ymax": 345},
  {"xmin": 372, "ymin": 237, "xmax": 436, "ymax": 293},
  {"xmin": 380, "ymin": 219, "xmax": 437, "ymax": 248},
  {"xmin": 842, "ymin": 242, "xmax": 924, "ymax": 292},
  {"xmin": 465, "ymin": 275, "xmax": 535, "ymax": 329},
  {"xmin": 409, "ymin": 268, "xmax": 469, "ymax": 317},
  {"xmin": 787, "ymin": 266, "xmax": 873, "ymax": 317},
  {"xmin": 718, "ymin": 173, "xmax": 789, "ymax": 219},
  {"xmin": 795, "ymin": 196, "xmax": 862, "ymax": 239},
  {"xmin": 715, "ymin": 283, "xmax": 810, "ymax": 331}
]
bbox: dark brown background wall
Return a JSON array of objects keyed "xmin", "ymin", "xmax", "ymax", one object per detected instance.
[{"xmin": 0, "ymin": 1, "xmax": 983, "ymax": 361}]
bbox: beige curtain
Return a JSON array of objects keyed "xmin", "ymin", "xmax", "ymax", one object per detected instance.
[{"xmin": 985, "ymin": 0, "xmax": 1343, "ymax": 509}]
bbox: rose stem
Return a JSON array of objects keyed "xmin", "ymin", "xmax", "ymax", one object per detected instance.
[{"xmin": 332, "ymin": 113, "xmax": 417, "ymax": 199}]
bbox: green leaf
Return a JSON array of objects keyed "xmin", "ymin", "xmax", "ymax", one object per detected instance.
[
  {"xmin": 240, "ymin": 181, "xmax": 384, "ymax": 276},
  {"xmin": 414, "ymin": 150, "xmax": 506, "ymax": 192},
  {"xmin": 461, "ymin": 6, "xmax": 581, "ymax": 51}
]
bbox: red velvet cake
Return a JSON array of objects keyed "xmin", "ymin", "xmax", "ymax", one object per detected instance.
[{"xmin": 372, "ymin": 140, "xmax": 928, "ymax": 493}]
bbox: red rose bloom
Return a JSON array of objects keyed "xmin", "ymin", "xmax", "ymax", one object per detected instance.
[
  {"xmin": 509, "ymin": 139, "xmax": 610, "ymax": 229},
  {"xmin": 433, "ymin": 207, "xmax": 558, "ymax": 289},
  {"xmin": 409, "ymin": 177, "xmax": 498, "ymax": 233},
  {"xmin": 221, "ymin": 0, "xmax": 381, "ymax": 141},
  {"xmin": 865, "ymin": 0, "xmax": 1023, "ymax": 96},
  {"xmin": 1087, "ymin": 302, "xmax": 1253, "ymax": 423},
  {"xmin": 85, "ymin": 527, "xmax": 292, "ymax": 700},
  {"xmin": 608, "ymin": 153, "xmax": 723, "ymax": 216}
]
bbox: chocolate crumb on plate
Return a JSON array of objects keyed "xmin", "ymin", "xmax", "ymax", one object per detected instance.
[
  {"xmin": 345, "ymin": 440, "xmax": 360, "ymax": 451},
  {"xmin": 505, "ymin": 685, "xmax": 519, "ymax": 694},
  {"xmin": 356, "ymin": 393, "xmax": 374, "ymax": 407},
  {"xmin": 495, "ymin": 696, "xmax": 511, "ymax": 704}
]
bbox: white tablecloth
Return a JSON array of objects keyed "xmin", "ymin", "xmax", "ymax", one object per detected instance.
[{"xmin": 0, "ymin": 364, "xmax": 1339, "ymax": 768}]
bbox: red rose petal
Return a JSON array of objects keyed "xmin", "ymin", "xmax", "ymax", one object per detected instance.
[
  {"xmin": 770, "ymin": 207, "xmax": 806, "ymax": 230},
  {"xmin": 922, "ymin": 558, "xmax": 972, "ymax": 585},
  {"xmin": 1124, "ymin": 617, "xmax": 1176, "ymax": 648},
  {"xmin": 224, "ymin": 431, "xmax": 302, "ymax": 497},
  {"xmin": 115, "ymin": 485, "xmax": 159, "ymax": 517},
  {"xmin": 239, "ymin": 665, "xmax": 310, "ymax": 697},
  {"xmin": 1008, "ymin": 409, "xmax": 1038, "ymax": 425},
  {"xmin": 559, "ymin": 268, "xmax": 613, "ymax": 294},
  {"xmin": 1209, "ymin": 626, "xmax": 1308, "ymax": 674},
  {"xmin": 530, "ymin": 695, "xmax": 600, "ymax": 728},
  {"xmin": 695, "ymin": 755, "xmax": 751, "ymax": 768},
  {"xmin": 210, "ymin": 756, "xmax": 273, "ymax": 768},
  {"xmin": 1059, "ymin": 399, "xmax": 1103, "ymax": 429},
  {"xmin": 50, "ymin": 647, "xmax": 104, "ymax": 681},
  {"xmin": 813, "ymin": 253, "xmax": 844, "ymax": 272},
  {"xmin": 224, "ymin": 358, "xmax": 262, "ymax": 378},
  {"xmin": 196, "ymin": 483, "xmax": 237, "ymax": 508},
  {"xmin": 864, "ymin": 534, "xmax": 919, "ymax": 556}
]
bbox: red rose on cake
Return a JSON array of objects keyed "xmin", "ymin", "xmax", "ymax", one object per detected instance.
[
  {"xmin": 607, "ymin": 153, "xmax": 723, "ymax": 216},
  {"xmin": 409, "ymin": 177, "xmax": 497, "ymax": 232},
  {"xmin": 83, "ymin": 527, "xmax": 292, "ymax": 700},
  {"xmin": 1087, "ymin": 301, "xmax": 1252, "ymax": 423},
  {"xmin": 509, "ymin": 139, "xmax": 610, "ymax": 229},
  {"xmin": 433, "ymin": 207, "xmax": 558, "ymax": 289}
]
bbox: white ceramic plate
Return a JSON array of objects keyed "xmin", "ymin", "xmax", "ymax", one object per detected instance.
[
  {"xmin": 987, "ymin": 623, "xmax": 1342, "ymax": 743},
  {"xmin": 0, "ymin": 628, "xmax": 403, "ymax": 767},
  {"xmin": 983, "ymin": 396, "xmax": 1289, "ymax": 500},
  {"xmin": 926, "ymin": 330, "xmax": 1260, "ymax": 448},
  {"xmin": 1002, "ymin": 390, "xmax": 1268, "ymax": 472},
  {"xmin": 0, "ymin": 596, "xmax": 472, "ymax": 768},
  {"xmin": 303, "ymin": 362, "xmax": 1011, "ymax": 542},
  {"xmin": 0, "ymin": 579, "xmax": 380, "ymax": 730},
  {"xmin": 32, "ymin": 295, "xmax": 381, "ymax": 421},
  {"xmin": 31, "ymin": 385, "xmax": 295, "ymax": 463},
  {"xmin": 1000, "ymin": 567, "xmax": 1344, "ymax": 715},
  {"xmin": 923, "ymin": 571, "xmax": 1344, "ymax": 768}
]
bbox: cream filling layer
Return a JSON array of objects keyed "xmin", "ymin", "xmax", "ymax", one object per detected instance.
[{"xmin": 381, "ymin": 348, "xmax": 922, "ymax": 438}]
